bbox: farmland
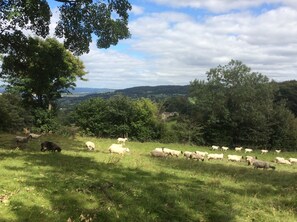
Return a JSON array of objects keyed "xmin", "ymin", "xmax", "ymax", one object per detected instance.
[{"xmin": 0, "ymin": 134, "xmax": 297, "ymax": 222}]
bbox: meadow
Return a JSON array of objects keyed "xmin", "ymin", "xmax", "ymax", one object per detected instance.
[{"xmin": 0, "ymin": 133, "xmax": 297, "ymax": 222}]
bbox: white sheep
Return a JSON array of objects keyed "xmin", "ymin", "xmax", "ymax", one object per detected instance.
[
  {"xmin": 190, "ymin": 153, "xmax": 205, "ymax": 161},
  {"xmin": 245, "ymin": 148, "xmax": 253, "ymax": 153},
  {"xmin": 151, "ymin": 150, "xmax": 168, "ymax": 157},
  {"xmin": 117, "ymin": 137, "xmax": 128, "ymax": 145},
  {"xmin": 184, "ymin": 151, "xmax": 193, "ymax": 159},
  {"xmin": 275, "ymin": 157, "xmax": 291, "ymax": 165},
  {"xmin": 275, "ymin": 149, "xmax": 281, "ymax": 154},
  {"xmin": 211, "ymin": 145, "xmax": 219, "ymax": 150},
  {"xmin": 289, "ymin": 158, "xmax": 297, "ymax": 164},
  {"xmin": 162, "ymin": 148, "xmax": 182, "ymax": 157},
  {"xmin": 208, "ymin": 153, "xmax": 224, "ymax": 160},
  {"xmin": 108, "ymin": 144, "xmax": 130, "ymax": 155},
  {"xmin": 275, "ymin": 156, "xmax": 285, "ymax": 162},
  {"xmin": 227, "ymin": 155, "xmax": 243, "ymax": 162},
  {"xmin": 85, "ymin": 141, "xmax": 95, "ymax": 151},
  {"xmin": 195, "ymin": 151, "xmax": 208, "ymax": 157},
  {"xmin": 153, "ymin": 147, "xmax": 164, "ymax": 152},
  {"xmin": 261, "ymin": 149, "xmax": 268, "ymax": 154},
  {"xmin": 29, "ymin": 133, "xmax": 44, "ymax": 139},
  {"xmin": 235, "ymin": 147, "xmax": 243, "ymax": 151},
  {"xmin": 169, "ymin": 149, "xmax": 183, "ymax": 157},
  {"xmin": 221, "ymin": 146, "xmax": 229, "ymax": 151},
  {"xmin": 246, "ymin": 156, "xmax": 257, "ymax": 162},
  {"xmin": 162, "ymin": 148, "xmax": 173, "ymax": 155}
]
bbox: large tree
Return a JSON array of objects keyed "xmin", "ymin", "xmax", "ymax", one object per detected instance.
[
  {"xmin": 0, "ymin": 0, "xmax": 131, "ymax": 55},
  {"xmin": 0, "ymin": 37, "xmax": 86, "ymax": 110},
  {"xmin": 189, "ymin": 60, "xmax": 283, "ymax": 148}
]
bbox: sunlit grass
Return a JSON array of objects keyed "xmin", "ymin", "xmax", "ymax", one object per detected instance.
[{"xmin": 0, "ymin": 134, "xmax": 297, "ymax": 221}]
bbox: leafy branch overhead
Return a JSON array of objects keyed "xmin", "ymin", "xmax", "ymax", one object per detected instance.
[{"xmin": 0, "ymin": 0, "xmax": 132, "ymax": 55}]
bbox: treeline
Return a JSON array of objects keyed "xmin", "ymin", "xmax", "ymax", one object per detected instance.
[{"xmin": 1, "ymin": 60, "xmax": 297, "ymax": 150}]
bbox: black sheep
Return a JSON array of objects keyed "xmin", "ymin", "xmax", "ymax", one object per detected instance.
[{"xmin": 41, "ymin": 141, "xmax": 62, "ymax": 152}]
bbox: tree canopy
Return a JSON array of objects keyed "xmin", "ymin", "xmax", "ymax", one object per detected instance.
[
  {"xmin": 0, "ymin": 0, "xmax": 132, "ymax": 55},
  {"xmin": 188, "ymin": 60, "xmax": 297, "ymax": 148},
  {"xmin": 0, "ymin": 37, "xmax": 87, "ymax": 110}
]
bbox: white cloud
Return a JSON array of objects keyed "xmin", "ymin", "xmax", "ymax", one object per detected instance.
[
  {"xmin": 131, "ymin": 5, "xmax": 144, "ymax": 15},
  {"xmin": 43, "ymin": 1, "xmax": 297, "ymax": 88},
  {"xmin": 150, "ymin": 0, "xmax": 297, "ymax": 12}
]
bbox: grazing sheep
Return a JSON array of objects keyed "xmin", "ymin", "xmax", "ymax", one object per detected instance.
[
  {"xmin": 250, "ymin": 159, "xmax": 275, "ymax": 170},
  {"xmin": 169, "ymin": 149, "xmax": 183, "ymax": 157},
  {"xmin": 275, "ymin": 157, "xmax": 291, "ymax": 165},
  {"xmin": 154, "ymin": 147, "xmax": 164, "ymax": 152},
  {"xmin": 245, "ymin": 148, "xmax": 253, "ymax": 153},
  {"xmin": 162, "ymin": 148, "xmax": 182, "ymax": 157},
  {"xmin": 221, "ymin": 146, "xmax": 229, "ymax": 151},
  {"xmin": 211, "ymin": 145, "xmax": 219, "ymax": 150},
  {"xmin": 289, "ymin": 158, "xmax": 297, "ymax": 164},
  {"xmin": 151, "ymin": 150, "xmax": 168, "ymax": 157},
  {"xmin": 275, "ymin": 149, "xmax": 281, "ymax": 154},
  {"xmin": 190, "ymin": 153, "xmax": 205, "ymax": 161},
  {"xmin": 246, "ymin": 156, "xmax": 257, "ymax": 164},
  {"xmin": 275, "ymin": 157, "xmax": 285, "ymax": 162},
  {"xmin": 41, "ymin": 141, "xmax": 62, "ymax": 152},
  {"xmin": 117, "ymin": 137, "xmax": 128, "ymax": 145},
  {"xmin": 227, "ymin": 155, "xmax": 243, "ymax": 162},
  {"xmin": 208, "ymin": 153, "xmax": 224, "ymax": 160},
  {"xmin": 261, "ymin": 149, "xmax": 269, "ymax": 154},
  {"xmin": 108, "ymin": 144, "xmax": 129, "ymax": 155},
  {"xmin": 85, "ymin": 141, "xmax": 95, "ymax": 151},
  {"xmin": 195, "ymin": 151, "xmax": 208, "ymax": 157},
  {"xmin": 184, "ymin": 151, "xmax": 193, "ymax": 159},
  {"xmin": 29, "ymin": 133, "xmax": 43, "ymax": 139},
  {"xmin": 15, "ymin": 135, "xmax": 32, "ymax": 146},
  {"xmin": 23, "ymin": 128, "xmax": 30, "ymax": 135},
  {"xmin": 235, "ymin": 147, "xmax": 243, "ymax": 151}
]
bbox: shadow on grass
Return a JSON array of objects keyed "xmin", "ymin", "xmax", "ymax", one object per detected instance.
[
  {"xmin": 1, "ymin": 151, "xmax": 236, "ymax": 222},
  {"xmin": 151, "ymin": 156, "xmax": 297, "ymax": 219}
]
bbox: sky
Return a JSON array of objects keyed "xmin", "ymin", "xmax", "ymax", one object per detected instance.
[{"xmin": 9, "ymin": 1, "xmax": 297, "ymax": 89}]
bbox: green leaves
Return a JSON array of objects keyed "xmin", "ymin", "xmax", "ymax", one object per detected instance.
[
  {"xmin": 1, "ymin": 0, "xmax": 132, "ymax": 55},
  {"xmin": 0, "ymin": 37, "xmax": 87, "ymax": 110},
  {"xmin": 74, "ymin": 96, "xmax": 160, "ymax": 140},
  {"xmin": 190, "ymin": 60, "xmax": 297, "ymax": 149}
]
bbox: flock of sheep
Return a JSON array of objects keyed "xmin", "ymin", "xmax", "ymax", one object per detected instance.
[
  {"xmin": 13, "ymin": 129, "xmax": 297, "ymax": 170},
  {"xmin": 86, "ymin": 137, "xmax": 130, "ymax": 155},
  {"xmin": 85, "ymin": 138, "xmax": 297, "ymax": 170},
  {"xmin": 149, "ymin": 145, "xmax": 297, "ymax": 170}
]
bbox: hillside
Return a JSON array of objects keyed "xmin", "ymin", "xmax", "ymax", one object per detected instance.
[{"xmin": 58, "ymin": 85, "xmax": 189, "ymax": 108}]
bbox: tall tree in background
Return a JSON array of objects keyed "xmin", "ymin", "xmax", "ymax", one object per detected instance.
[
  {"xmin": 0, "ymin": 37, "xmax": 86, "ymax": 110},
  {"xmin": 190, "ymin": 60, "xmax": 277, "ymax": 147},
  {"xmin": 0, "ymin": 0, "xmax": 131, "ymax": 55}
]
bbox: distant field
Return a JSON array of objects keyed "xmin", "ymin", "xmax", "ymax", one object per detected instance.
[{"xmin": 0, "ymin": 133, "xmax": 297, "ymax": 222}]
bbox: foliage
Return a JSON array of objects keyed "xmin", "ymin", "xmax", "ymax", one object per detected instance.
[
  {"xmin": 189, "ymin": 60, "xmax": 297, "ymax": 149},
  {"xmin": 73, "ymin": 95, "xmax": 161, "ymax": 141},
  {"xmin": 31, "ymin": 108, "xmax": 61, "ymax": 133},
  {"xmin": 0, "ymin": 37, "xmax": 86, "ymax": 110},
  {"xmin": 0, "ymin": 0, "xmax": 131, "ymax": 55},
  {"xmin": 275, "ymin": 80, "xmax": 297, "ymax": 117},
  {"xmin": 0, "ymin": 93, "xmax": 32, "ymax": 132}
]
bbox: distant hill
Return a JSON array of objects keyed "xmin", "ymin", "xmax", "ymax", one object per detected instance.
[
  {"xmin": 58, "ymin": 85, "xmax": 189, "ymax": 108},
  {"xmin": 115, "ymin": 85, "xmax": 189, "ymax": 98},
  {"xmin": 67, "ymin": 87, "xmax": 114, "ymax": 94}
]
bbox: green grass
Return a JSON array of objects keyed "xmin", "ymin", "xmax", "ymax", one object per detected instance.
[{"xmin": 0, "ymin": 133, "xmax": 297, "ymax": 222}]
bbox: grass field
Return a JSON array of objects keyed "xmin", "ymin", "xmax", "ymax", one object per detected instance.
[{"xmin": 0, "ymin": 133, "xmax": 297, "ymax": 222}]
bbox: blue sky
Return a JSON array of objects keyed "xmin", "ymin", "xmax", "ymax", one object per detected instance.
[{"xmin": 28, "ymin": 1, "xmax": 297, "ymax": 88}]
